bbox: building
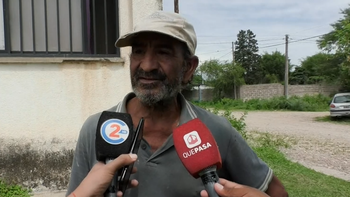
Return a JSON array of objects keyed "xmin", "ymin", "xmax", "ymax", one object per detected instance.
[{"xmin": 0, "ymin": 0, "xmax": 162, "ymax": 191}]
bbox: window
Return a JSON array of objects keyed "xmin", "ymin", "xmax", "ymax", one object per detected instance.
[{"xmin": 0, "ymin": 0, "xmax": 120, "ymax": 57}]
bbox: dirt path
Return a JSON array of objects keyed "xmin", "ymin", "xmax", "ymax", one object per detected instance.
[{"xmin": 232, "ymin": 111, "xmax": 350, "ymax": 181}]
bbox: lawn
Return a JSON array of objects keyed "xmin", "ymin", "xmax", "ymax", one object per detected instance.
[
  {"xmin": 315, "ymin": 115, "xmax": 350, "ymax": 125},
  {"xmin": 255, "ymin": 146, "xmax": 350, "ymax": 197}
]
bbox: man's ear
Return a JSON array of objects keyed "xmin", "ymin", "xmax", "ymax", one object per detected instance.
[{"xmin": 183, "ymin": 56, "xmax": 199, "ymax": 84}]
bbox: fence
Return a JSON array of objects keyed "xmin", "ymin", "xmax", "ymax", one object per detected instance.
[{"xmin": 183, "ymin": 83, "xmax": 340, "ymax": 101}]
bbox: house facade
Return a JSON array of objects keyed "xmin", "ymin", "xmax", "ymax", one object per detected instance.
[{"xmin": 0, "ymin": 0, "xmax": 162, "ymax": 190}]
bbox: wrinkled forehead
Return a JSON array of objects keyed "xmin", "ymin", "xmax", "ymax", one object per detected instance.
[{"xmin": 131, "ymin": 32, "xmax": 186, "ymax": 48}]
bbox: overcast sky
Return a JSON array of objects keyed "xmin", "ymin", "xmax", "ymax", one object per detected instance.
[{"xmin": 162, "ymin": 0, "xmax": 349, "ymax": 66}]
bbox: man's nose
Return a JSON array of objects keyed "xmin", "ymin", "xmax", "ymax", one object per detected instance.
[{"xmin": 140, "ymin": 51, "xmax": 159, "ymax": 72}]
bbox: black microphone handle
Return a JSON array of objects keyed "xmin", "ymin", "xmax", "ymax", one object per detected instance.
[
  {"xmin": 199, "ymin": 166, "xmax": 220, "ymax": 197},
  {"xmin": 104, "ymin": 158, "xmax": 119, "ymax": 197}
]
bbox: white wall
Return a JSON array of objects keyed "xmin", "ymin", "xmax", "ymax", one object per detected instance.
[
  {"xmin": 0, "ymin": 0, "xmax": 162, "ymax": 151},
  {"xmin": 0, "ymin": 0, "xmax": 4, "ymax": 50}
]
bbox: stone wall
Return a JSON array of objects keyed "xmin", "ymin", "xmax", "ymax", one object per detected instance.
[
  {"xmin": 183, "ymin": 84, "xmax": 340, "ymax": 101},
  {"xmin": 239, "ymin": 83, "xmax": 339, "ymax": 100}
]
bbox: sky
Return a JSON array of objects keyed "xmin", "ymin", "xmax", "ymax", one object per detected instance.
[{"xmin": 162, "ymin": 0, "xmax": 349, "ymax": 66}]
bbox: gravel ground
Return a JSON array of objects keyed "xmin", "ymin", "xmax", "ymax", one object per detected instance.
[{"xmin": 232, "ymin": 111, "xmax": 350, "ymax": 181}]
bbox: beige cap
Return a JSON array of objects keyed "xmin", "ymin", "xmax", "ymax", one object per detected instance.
[{"xmin": 115, "ymin": 11, "xmax": 197, "ymax": 56}]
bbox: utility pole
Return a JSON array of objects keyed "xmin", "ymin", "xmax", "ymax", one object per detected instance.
[
  {"xmin": 232, "ymin": 42, "xmax": 235, "ymax": 63},
  {"xmin": 284, "ymin": 34, "xmax": 289, "ymax": 97},
  {"xmin": 232, "ymin": 41, "xmax": 237, "ymax": 99},
  {"xmin": 174, "ymin": 0, "xmax": 179, "ymax": 13}
]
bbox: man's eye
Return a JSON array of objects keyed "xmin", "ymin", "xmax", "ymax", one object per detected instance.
[
  {"xmin": 158, "ymin": 49, "xmax": 171, "ymax": 55},
  {"xmin": 132, "ymin": 48, "xmax": 144, "ymax": 54}
]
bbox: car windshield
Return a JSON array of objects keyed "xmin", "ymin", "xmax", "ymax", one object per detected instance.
[{"xmin": 334, "ymin": 95, "xmax": 350, "ymax": 103}]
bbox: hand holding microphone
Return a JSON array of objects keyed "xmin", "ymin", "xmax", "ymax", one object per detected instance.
[
  {"xmin": 95, "ymin": 111, "xmax": 144, "ymax": 197},
  {"xmin": 173, "ymin": 118, "xmax": 222, "ymax": 197},
  {"xmin": 174, "ymin": 119, "xmax": 269, "ymax": 197},
  {"xmin": 200, "ymin": 178, "xmax": 270, "ymax": 197},
  {"xmin": 68, "ymin": 154, "xmax": 138, "ymax": 197}
]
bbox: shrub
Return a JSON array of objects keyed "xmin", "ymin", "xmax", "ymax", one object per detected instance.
[
  {"xmin": 0, "ymin": 180, "xmax": 31, "ymax": 197},
  {"xmin": 194, "ymin": 94, "xmax": 331, "ymax": 111}
]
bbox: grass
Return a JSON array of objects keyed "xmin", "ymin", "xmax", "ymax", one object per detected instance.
[
  {"xmin": 254, "ymin": 145, "xmax": 350, "ymax": 197},
  {"xmin": 0, "ymin": 180, "xmax": 31, "ymax": 197},
  {"xmin": 315, "ymin": 115, "xmax": 350, "ymax": 125},
  {"xmin": 193, "ymin": 94, "xmax": 331, "ymax": 112}
]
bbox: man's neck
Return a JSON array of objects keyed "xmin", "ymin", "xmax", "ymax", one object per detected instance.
[{"xmin": 126, "ymin": 95, "xmax": 181, "ymax": 125}]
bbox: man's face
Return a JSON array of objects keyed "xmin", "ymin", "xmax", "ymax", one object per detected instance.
[{"xmin": 130, "ymin": 33, "xmax": 187, "ymax": 106}]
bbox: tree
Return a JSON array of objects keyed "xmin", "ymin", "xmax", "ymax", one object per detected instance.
[
  {"xmin": 260, "ymin": 51, "xmax": 286, "ymax": 83},
  {"xmin": 318, "ymin": 7, "xmax": 350, "ymax": 55},
  {"xmin": 302, "ymin": 53, "xmax": 343, "ymax": 84},
  {"xmin": 290, "ymin": 67, "xmax": 308, "ymax": 85},
  {"xmin": 199, "ymin": 59, "xmax": 245, "ymax": 99},
  {"xmin": 234, "ymin": 30, "xmax": 262, "ymax": 84},
  {"xmin": 317, "ymin": 5, "xmax": 350, "ymax": 90}
]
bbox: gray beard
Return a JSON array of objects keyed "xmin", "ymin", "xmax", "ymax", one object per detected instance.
[{"xmin": 131, "ymin": 67, "xmax": 185, "ymax": 107}]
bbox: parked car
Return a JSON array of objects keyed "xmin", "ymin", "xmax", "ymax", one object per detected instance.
[{"xmin": 329, "ymin": 93, "xmax": 350, "ymax": 118}]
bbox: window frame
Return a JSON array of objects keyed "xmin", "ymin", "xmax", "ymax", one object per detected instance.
[{"xmin": 0, "ymin": 0, "xmax": 120, "ymax": 58}]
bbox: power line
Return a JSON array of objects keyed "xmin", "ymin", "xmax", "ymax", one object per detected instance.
[
  {"xmin": 259, "ymin": 34, "xmax": 326, "ymax": 49},
  {"xmin": 260, "ymin": 41, "xmax": 288, "ymax": 47},
  {"xmin": 196, "ymin": 48, "xmax": 231, "ymax": 55},
  {"xmin": 289, "ymin": 34, "xmax": 325, "ymax": 44},
  {"xmin": 198, "ymin": 42, "xmax": 232, "ymax": 45},
  {"xmin": 217, "ymin": 50, "xmax": 232, "ymax": 60},
  {"xmin": 198, "ymin": 38, "xmax": 283, "ymax": 45},
  {"xmin": 260, "ymin": 42, "xmax": 285, "ymax": 49}
]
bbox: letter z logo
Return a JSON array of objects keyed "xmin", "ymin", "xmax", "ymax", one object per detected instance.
[{"xmin": 183, "ymin": 131, "xmax": 201, "ymax": 148}]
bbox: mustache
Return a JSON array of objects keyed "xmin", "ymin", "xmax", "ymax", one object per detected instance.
[{"xmin": 134, "ymin": 69, "xmax": 167, "ymax": 80}]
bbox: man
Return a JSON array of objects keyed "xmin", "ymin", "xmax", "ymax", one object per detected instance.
[{"xmin": 66, "ymin": 11, "xmax": 288, "ymax": 197}]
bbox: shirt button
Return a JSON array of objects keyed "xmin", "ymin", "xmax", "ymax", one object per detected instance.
[{"xmin": 141, "ymin": 144, "xmax": 147, "ymax": 150}]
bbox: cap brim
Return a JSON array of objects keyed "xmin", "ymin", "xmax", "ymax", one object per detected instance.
[{"xmin": 115, "ymin": 30, "xmax": 187, "ymax": 48}]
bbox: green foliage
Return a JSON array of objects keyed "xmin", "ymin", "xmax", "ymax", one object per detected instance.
[
  {"xmin": 293, "ymin": 53, "xmax": 344, "ymax": 85},
  {"xmin": 254, "ymin": 146, "xmax": 350, "ymax": 197},
  {"xmin": 260, "ymin": 51, "xmax": 287, "ymax": 83},
  {"xmin": 339, "ymin": 61, "xmax": 350, "ymax": 91},
  {"xmin": 194, "ymin": 94, "xmax": 331, "ymax": 111},
  {"xmin": 317, "ymin": 6, "xmax": 350, "ymax": 90},
  {"xmin": 235, "ymin": 29, "xmax": 262, "ymax": 84},
  {"xmin": 199, "ymin": 59, "xmax": 245, "ymax": 100},
  {"xmin": 318, "ymin": 7, "xmax": 350, "ymax": 55},
  {"xmin": 290, "ymin": 66, "xmax": 308, "ymax": 85},
  {"xmin": 0, "ymin": 180, "xmax": 31, "ymax": 197}
]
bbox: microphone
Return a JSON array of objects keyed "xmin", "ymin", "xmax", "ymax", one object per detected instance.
[
  {"xmin": 173, "ymin": 118, "xmax": 222, "ymax": 197},
  {"xmin": 95, "ymin": 111, "xmax": 143, "ymax": 197}
]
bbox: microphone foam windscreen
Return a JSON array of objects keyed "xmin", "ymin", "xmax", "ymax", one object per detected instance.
[
  {"xmin": 173, "ymin": 118, "xmax": 222, "ymax": 178},
  {"xmin": 95, "ymin": 111, "xmax": 134, "ymax": 161}
]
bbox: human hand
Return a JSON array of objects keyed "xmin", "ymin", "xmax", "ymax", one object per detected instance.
[
  {"xmin": 69, "ymin": 154, "xmax": 138, "ymax": 197},
  {"xmin": 200, "ymin": 178, "xmax": 270, "ymax": 197}
]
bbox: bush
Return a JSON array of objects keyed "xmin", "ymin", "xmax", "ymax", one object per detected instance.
[
  {"xmin": 0, "ymin": 180, "xmax": 31, "ymax": 197},
  {"xmin": 194, "ymin": 94, "xmax": 331, "ymax": 111}
]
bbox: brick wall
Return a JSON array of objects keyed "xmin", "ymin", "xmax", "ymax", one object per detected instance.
[
  {"xmin": 240, "ymin": 83, "xmax": 339, "ymax": 100},
  {"xmin": 239, "ymin": 83, "xmax": 283, "ymax": 100},
  {"xmin": 183, "ymin": 84, "xmax": 340, "ymax": 101}
]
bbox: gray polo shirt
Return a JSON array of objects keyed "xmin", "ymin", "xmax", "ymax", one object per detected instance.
[{"xmin": 66, "ymin": 92, "xmax": 272, "ymax": 197}]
